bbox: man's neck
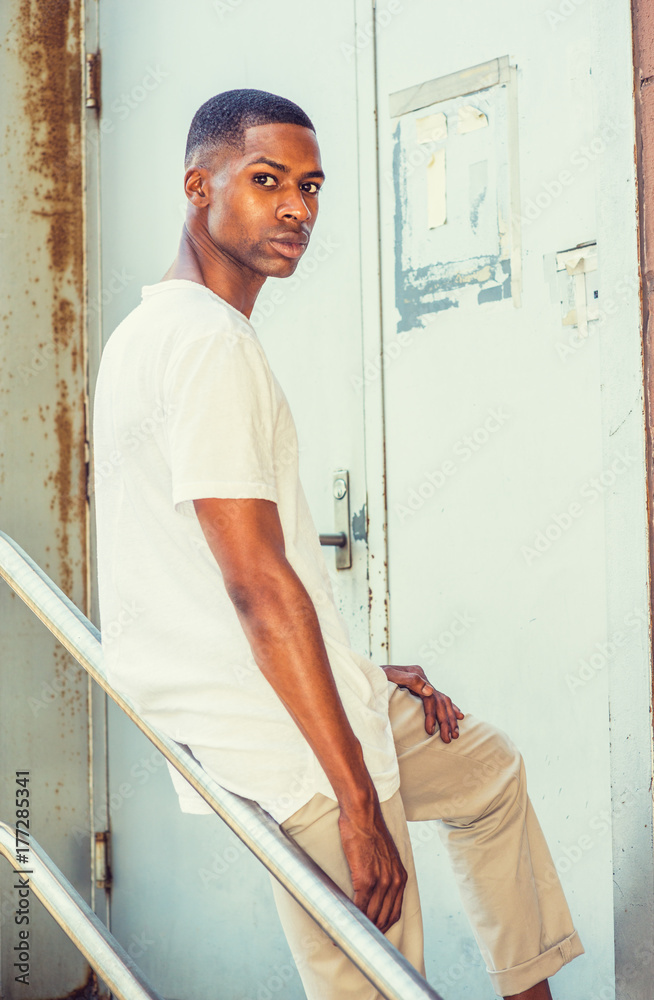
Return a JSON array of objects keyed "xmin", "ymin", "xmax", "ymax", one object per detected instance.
[{"xmin": 161, "ymin": 224, "xmax": 265, "ymax": 319}]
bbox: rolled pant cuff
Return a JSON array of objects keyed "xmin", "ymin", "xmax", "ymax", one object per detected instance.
[{"xmin": 488, "ymin": 930, "xmax": 585, "ymax": 996}]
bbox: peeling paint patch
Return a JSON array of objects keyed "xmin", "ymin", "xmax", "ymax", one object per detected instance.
[
  {"xmin": 392, "ymin": 96, "xmax": 512, "ymax": 333},
  {"xmin": 352, "ymin": 504, "xmax": 368, "ymax": 542},
  {"xmin": 478, "ymin": 270, "xmax": 512, "ymax": 304},
  {"xmin": 469, "ymin": 159, "xmax": 488, "ymax": 232}
]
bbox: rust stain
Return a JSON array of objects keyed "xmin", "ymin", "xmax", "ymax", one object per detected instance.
[
  {"xmin": 59, "ymin": 969, "xmax": 101, "ymax": 999},
  {"xmin": 632, "ymin": 0, "xmax": 654, "ymax": 691},
  {"xmin": 53, "ymin": 295, "xmax": 77, "ymax": 352},
  {"xmin": 17, "ymin": 0, "xmax": 84, "ymax": 286},
  {"xmin": 14, "ymin": 0, "xmax": 87, "ymax": 605},
  {"xmin": 53, "ymin": 376, "xmax": 85, "ymax": 597}
]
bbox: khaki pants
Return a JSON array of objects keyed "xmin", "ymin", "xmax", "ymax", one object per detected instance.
[{"xmin": 270, "ymin": 685, "xmax": 584, "ymax": 998}]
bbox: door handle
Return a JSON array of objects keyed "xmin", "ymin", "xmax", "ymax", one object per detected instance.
[
  {"xmin": 319, "ymin": 533, "xmax": 347, "ymax": 547},
  {"xmin": 319, "ymin": 470, "xmax": 352, "ymax": 570}
]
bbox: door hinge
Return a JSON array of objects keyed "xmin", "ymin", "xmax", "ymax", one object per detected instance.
[
  {"xmin": 94, "ymin": 830, "xmax": 112, "ymax": 889},
  {"xmin": 85, "ymin": 51, "xmax": 101, "ymax": 112}
]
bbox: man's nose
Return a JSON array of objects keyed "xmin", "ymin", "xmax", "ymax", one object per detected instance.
[{"xmin": 277, "ymin": 192, "xmax": 311, "ymax": 222}]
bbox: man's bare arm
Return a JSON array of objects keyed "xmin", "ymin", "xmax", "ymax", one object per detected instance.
[{"xmin": 193, "ymin": 496, "xmax": 407, "ymax": 933}]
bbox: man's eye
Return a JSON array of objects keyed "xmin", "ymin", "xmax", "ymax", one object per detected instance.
[
  {"xmin": 302, "ymin": 182, "xmax": 321, "ymax": 195},
  {"xmin": 253, "ymin": 174, "xmax": 276, "ymax": 187}
]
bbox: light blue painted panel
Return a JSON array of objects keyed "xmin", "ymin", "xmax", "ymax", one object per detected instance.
[
  {"xmin": 93, "ymin": 3, "xmax": 652, "ymax": 1000},
  {"xmin": 391, "ymin": 85, "xmax": 512, "ymax": 330},
  {"xmin": 96, "ymin": 1, "xmax": 373, "ymax": 997},
  {"xmin": 105, "ymin": 701, "xmax": 303, "ymax": 999},
  {"xmin": 375, "ymin": 1, "xmax": 650, "ymax": 999}
]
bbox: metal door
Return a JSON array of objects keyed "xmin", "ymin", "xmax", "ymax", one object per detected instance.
[
  {"xmin": 373, "ymin": 2, "xmax": 651, "ymax": 999},
  {"xmin": 91, "ymin": 3, "xmax": 653, "ymax": 999},
  {"xmin": 92, "ymin": 1, "xmax": 377, "ymax": 996}
]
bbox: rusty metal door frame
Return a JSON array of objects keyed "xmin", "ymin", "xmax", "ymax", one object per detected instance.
[{"xmin": 631, "ymin": 0, "xmax": 654, "ymax": 676}]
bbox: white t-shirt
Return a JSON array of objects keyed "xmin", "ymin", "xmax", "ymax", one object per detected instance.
[{"xmin": 93, "ymin": 279, "xmax": 399, "ymax": 823}]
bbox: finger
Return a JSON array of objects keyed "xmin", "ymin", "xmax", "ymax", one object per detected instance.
[
  {"xmin": 350, "ymin": 863, "xmax": 376, "ymax": 916},
  {"xmin": 373, "ymin": 877, "xmax": 397, "ymax": 933},
  {"xmin": 453, "ymin": 702, "xmax": 465, "ymax": 719},
  {"xmin": 353, "ymin": 882, "xmax": 376, "ymax": 924},
  {"xmin": 363, "ymin": 879, "xmax": 386, "ymax": 929},
  {"xmin": 437, "ymin": 699, "xmax": 454, "ymax": 742},
  {"xmin": 375, "ymin": 855, "xmax": 407, "ymax": 933},
  {"xmin": 353, "ymin": 862, "xmax": 385, "ymax": 928},
  {"xmin": 439, "ymin": 715, "xmax": 452, "ymax": 743},
  {"xmin": 445, "ymin": 697, "xmax": 460, "ymax": 738},
  {"xmin": 436, "ymin": 695, "xmax": 460, "ymax": 741},
  {"xmin": 380, "ymin": 867, "xmax": 407, "ymax": 933},
  {"xmin": 420, "ymin": 687, "xmax": 438, "ymax": 735},
  {"xmin": 407, "ymin": 673, "xmax": 431, "ymax": 697}
]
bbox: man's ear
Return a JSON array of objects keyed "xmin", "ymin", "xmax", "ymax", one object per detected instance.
[{"xmin": 184, "ymin": 167, "xmax": 211, "ymax": 208}]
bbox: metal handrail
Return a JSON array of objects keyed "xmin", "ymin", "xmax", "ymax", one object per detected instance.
[
  {"xmin": 0, "ymin": 821, "xmax": 164, "ymax": 1000},
  {"xmin": 0, "ymin": 531, "xmax": 444, "ymax": 1000}
]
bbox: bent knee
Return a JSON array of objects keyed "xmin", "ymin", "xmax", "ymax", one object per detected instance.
[{"xmin": 460, "ymin": 714, "xmax": 524, "ymax": 777}]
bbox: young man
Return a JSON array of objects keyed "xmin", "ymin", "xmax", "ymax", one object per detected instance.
[{"xmin": 93, "ymin": 89, "xmax": 584, "ymax": 999}]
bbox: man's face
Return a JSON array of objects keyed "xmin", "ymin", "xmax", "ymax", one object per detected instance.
[{"xmin": 200, "ymin": 122, "xmax": 324, "ymax": 279}]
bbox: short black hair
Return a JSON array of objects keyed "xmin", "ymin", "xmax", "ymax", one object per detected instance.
[{"xmin": 185, "ymin": 88, "xmax": 315, "ymax": 167}]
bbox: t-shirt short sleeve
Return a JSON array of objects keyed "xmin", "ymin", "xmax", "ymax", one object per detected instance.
[{"xmin": 162, "ymin": 328, "xmax": 279, "ymax": 514}]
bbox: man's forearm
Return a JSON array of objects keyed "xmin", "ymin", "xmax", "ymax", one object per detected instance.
[
  {"xmin": 228, "ymin": 565, "xmax": 378, "ymax": 811},
  {"xmin": 193, "ymin": 497, "xmax": 407, "ymax": 931}
]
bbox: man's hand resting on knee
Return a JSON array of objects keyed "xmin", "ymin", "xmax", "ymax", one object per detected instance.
[
  {"xmin": 194, "ymin": 496, "xmax": 408, "ymax": 933},
  {"xmin": 383, "ymin": 664, "xmax": 464, "ymax": 742}
]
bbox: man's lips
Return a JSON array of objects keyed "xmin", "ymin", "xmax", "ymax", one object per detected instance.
[{"xmin": 269, "ymin": 236, "xmax": 308, "ymax": 259}]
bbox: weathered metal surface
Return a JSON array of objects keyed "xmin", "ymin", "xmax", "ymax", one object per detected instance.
[
  {"xmin": 93, "ymin": 2, "xmax": 376, "ymax": 996},
  {"xmin": 0, "ymin": 531, "xmax": 444, "ymax": 1000},
  {"xmin": 631, "ymin": 0, "xmax": 654, "ymax": 664},
  {"xmin": 0, "ymin": 820, "xmax": 164, "ymax": 1000},
  {"xmin": 0, "ymin": 0, "xmax": 92, "ymax": 995},
  {"xmin": 376, "ymin": 1, "xmax": 651, "ymax": 997}
]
